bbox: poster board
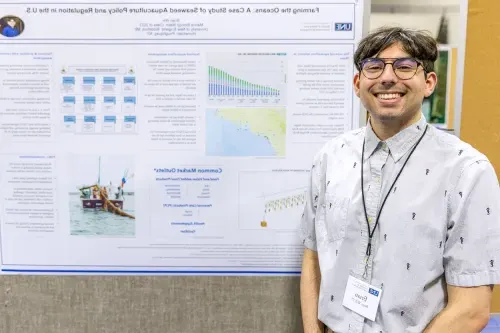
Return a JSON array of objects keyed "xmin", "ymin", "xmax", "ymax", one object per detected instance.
[
  {"xmin": 422, "ymin": 44, "xmax": 458, "ymax": 132},
  {"xmin": 0, "ymin": 0, "xmax": 368, "ymax": 275},
  {"xmin": 0, "ymin": 2, "xmax": 371, "ymax": 331},
  {"xmin": 423, "ymin": 45, "xmax": 452, "ymax": 127}
]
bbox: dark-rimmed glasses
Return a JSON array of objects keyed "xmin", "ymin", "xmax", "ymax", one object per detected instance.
[{"xmin": 359, "ymin": 57, "xmax": 424, "ymax": 80}]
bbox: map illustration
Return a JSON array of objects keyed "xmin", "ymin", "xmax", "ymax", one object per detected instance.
[{"xmin": 206, "ymin": 107, "xmax": 286, "ymax": 157}]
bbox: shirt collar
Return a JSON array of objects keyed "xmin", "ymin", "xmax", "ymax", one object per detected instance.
[{"xmin": 363, "ymin": 113, "xmax": 428, "ymax": 162}]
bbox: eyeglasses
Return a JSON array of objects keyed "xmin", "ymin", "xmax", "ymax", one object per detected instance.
[{"xmin": 359, "ymin": 57, "xmax": 424, "ymax": 80}]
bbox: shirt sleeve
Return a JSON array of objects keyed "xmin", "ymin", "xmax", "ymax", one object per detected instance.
[
  {"xmin": 444, "ymin": 159, "xmax": 500, "ymax": 287},
  {"xmin": 299, "ymin": 154, "xmax": 322, "ymax": 252}
]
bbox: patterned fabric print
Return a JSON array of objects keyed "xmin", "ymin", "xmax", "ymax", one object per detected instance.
[{"xmin": 300, "ymin": 113, "xmax": 500, "ymax": 333}]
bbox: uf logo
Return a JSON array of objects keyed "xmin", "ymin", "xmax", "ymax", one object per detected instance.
[
  {"xmin": 335, "ymin": 23, "xmax": 352, "ymax": 31},
  {"xmin": 369, "ymin": 288, "xmax": 379, "ymax": 297}
]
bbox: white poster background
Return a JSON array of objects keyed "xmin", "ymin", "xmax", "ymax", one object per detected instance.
[{"xmin": 0, "ymin": 0, "xmax": 367, "ymax": 275}]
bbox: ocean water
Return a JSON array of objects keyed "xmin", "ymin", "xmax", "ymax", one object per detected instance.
[
  {"xmin": 69, "ymin": 194, "xmax": 136, "ymax": 236},
  {"xmin": 206, "ymin": 109, "xmax": 276, "ymax": 156}
]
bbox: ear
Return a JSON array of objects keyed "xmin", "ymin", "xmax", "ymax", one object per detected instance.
[
  {"xmin": 424, "ymin": 71, "xmax": 438, "ymax": 98},
  {"xmin": 353, "ymin": 72, "xmax": 361, "ymax": 97}
]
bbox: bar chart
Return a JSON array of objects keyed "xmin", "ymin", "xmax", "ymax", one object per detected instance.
[
  {"xmin": 207, "ymin": 52, "xmax": 287, "ymax": 106},
  {"xmin": 208, "ymin": 66, "xmax": 281, "ymax": 97}
]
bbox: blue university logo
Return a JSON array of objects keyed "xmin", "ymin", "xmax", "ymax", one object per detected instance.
[{"xmin": 335, "ymin": 23, "xmax": 352, "ymax": 31}]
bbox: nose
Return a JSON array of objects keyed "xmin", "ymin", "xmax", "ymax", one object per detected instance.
[{"xmin": 379, "ymin": 63, "xmax": 398, "ymax": 84}]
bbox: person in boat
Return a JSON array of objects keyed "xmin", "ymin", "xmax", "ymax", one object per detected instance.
[
  {"xmin": 80, "ymin": 188, "xmax": 90, "ymax": 199},
  {"xmin": 92, "ymin": 186, "xmax": 99, "ymax": 199},
  {"xmin": 108, "ymin": 181, "xmax": 115, "ymax": 198},
  {"xmin": 115, "ymin": 186, "xmax": 124, "ymax": 200}
]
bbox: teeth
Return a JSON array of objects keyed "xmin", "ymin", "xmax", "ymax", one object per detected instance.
[{"xmin": 378, "ymin": 93, "xmax": 402, "ymax": 100}]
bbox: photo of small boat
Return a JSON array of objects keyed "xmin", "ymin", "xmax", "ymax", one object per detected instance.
[
  {"xmin": 78, "ymin": 156, "xmax": 135, "ymax": 219},
  {"xmin": 69, "ymin": 154, "xmax": 136, "ymax": 237}
]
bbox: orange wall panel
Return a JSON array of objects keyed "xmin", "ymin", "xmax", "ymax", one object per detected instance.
[{"xmin": 461, "ymin": 0, "xmax": 500, "ymax": 312}]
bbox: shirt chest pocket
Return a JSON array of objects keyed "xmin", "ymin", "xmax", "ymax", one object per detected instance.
[{"xmin": 324, "ymin": 194, "xmax": 350, "ymax": 241}]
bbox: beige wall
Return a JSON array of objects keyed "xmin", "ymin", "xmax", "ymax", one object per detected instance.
[{"xmin": 370, "ymin": 0, "xmax": 460, "ymax": 45}]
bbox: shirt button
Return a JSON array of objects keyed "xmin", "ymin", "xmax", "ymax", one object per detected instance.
[
  {"xmin": 381, "ymin": 143, "xmax": 388, "ymax": 152},
  {"xmin": 376, "ymin": 178, "xmax": 380, "ymax": 183},
  {"xmin": 368, "ymin": 217, "xmax": 372, "ymax": 223}
]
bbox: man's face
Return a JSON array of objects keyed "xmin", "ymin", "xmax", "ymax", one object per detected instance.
[
  {"xmin": 7, "ymin": 19, "xmax": 16, "ymax": 27},
  {"xmin": 353, "ymin": 42, "xmax": 437, "ymax": 124}
]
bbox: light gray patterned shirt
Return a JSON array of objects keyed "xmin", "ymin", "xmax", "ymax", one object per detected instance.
[{"xmin": 300, "ymin": 113, "xmax": 500, "ymax": 333}]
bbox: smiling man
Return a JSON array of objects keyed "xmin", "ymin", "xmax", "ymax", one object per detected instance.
[{"xmin": 300, "ymin": 27, "xmax": 500, "ymax": 333}]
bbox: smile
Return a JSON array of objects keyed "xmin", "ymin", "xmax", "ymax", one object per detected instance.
[{"xmin": 375, "ymin": 93, "xmax": 405, "ymax": 101}]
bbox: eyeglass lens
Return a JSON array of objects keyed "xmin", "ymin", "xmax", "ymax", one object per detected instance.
[{"xmin": 361, "ymin": 58, "xmax": 419, "ymax": 79}]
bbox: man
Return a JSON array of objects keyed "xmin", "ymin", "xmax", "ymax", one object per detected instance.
[
  {"xmin": 1, "ymin": 18, "xmax": 20, "ymax": 37},
  {"xmin": 299, "ymin": 26, "xmax": 500, "ymax": 333}
]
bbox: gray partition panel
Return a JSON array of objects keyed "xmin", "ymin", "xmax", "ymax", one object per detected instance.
[{"xmin": 1, "ymin": 276, "xmax": 303, "ymax": 333}]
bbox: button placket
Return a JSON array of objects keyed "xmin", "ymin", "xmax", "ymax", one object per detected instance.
[{"xmin": 364, "ymin": 146, "xmax": 389, "ymax": 282}]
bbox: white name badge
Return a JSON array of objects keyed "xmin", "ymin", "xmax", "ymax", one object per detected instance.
[{"xmin": 342, "ymin": 275, "xmax": 382, "ymax": 321}]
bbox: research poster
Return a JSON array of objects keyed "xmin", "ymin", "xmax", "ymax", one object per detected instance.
[{"xmin": 0, "ymin": 0, "xmax": 366, "ymax": 275}]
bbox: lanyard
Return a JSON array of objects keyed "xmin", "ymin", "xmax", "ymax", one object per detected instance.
[{"xmin": 361, "ymin": 124, "xmax": 429, "ymax": 262}]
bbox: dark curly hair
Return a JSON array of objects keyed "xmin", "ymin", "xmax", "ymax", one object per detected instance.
[{"xmin": 354, "ymin": 26, "xmax": 439, "ymax": 74}]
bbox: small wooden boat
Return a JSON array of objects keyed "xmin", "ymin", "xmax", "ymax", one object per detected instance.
[{"xmin": 78, "ymin": 156, "xmax": 135, "ymax": 219}]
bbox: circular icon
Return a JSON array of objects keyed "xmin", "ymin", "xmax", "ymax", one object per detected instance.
[{"xmin": 0, "ymin": 16, "xmax": 24, "ymax": 38}]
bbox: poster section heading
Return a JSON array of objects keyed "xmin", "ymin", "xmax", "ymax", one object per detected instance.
[{"xmin": 1, "ymin": 3, "xmax": 355, "ymax": 40}]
